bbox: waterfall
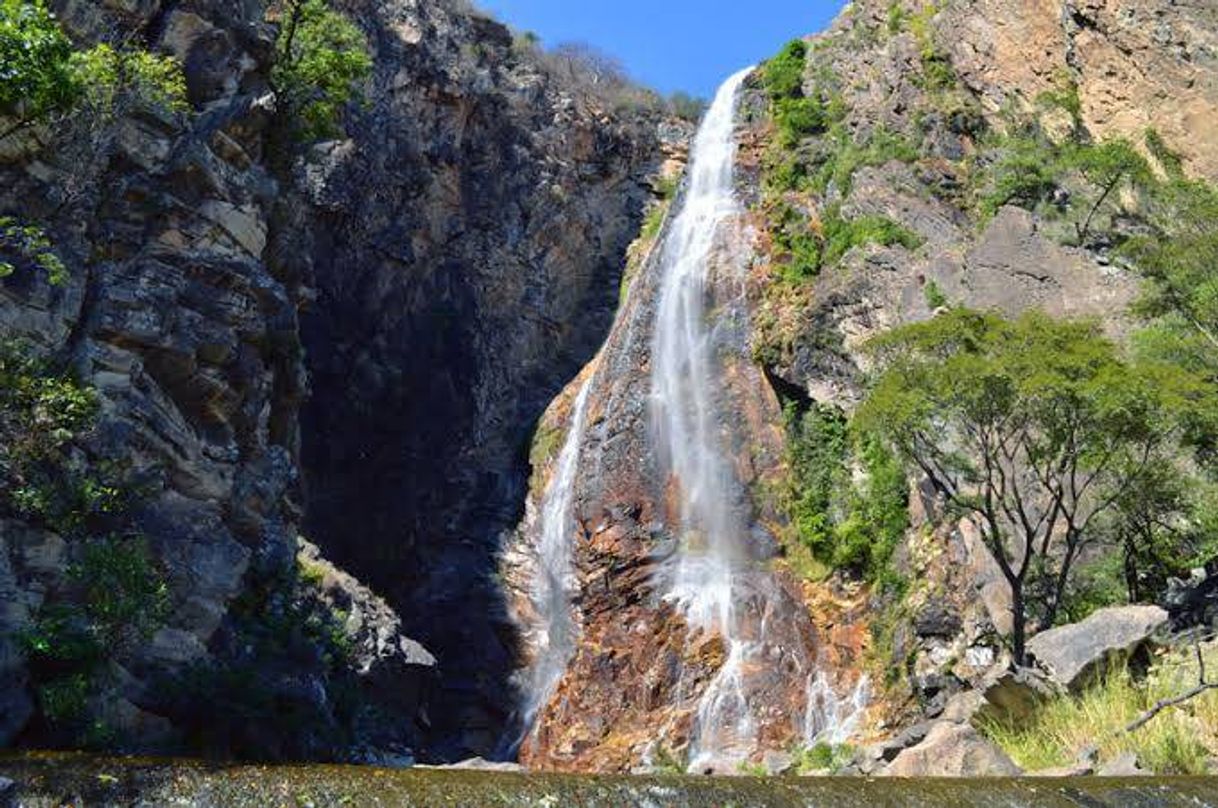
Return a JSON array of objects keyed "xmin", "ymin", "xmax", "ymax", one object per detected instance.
[
  {"xmin": 649, "ymin": 68, "xmax": 868, "ymax": 772},
  {"xmin": 512, "ymin": 375, "xmax": 594, "ymax": 755},
  {"xmin": 649, "ymin": 67, "xmax": 759, "ymax": 772},
  {"xmin": 512, "ymin": 66, "xmax": 869, "ymax": 770}
]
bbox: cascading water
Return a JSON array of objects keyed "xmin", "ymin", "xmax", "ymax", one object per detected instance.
[
  {"xmin": 512, "ymin": 66, "xmax": 868, "ymax": 770},
  {"xmin": 648, "ymin": 68, "xmax": 868, "ymax": 772},
  {"xmin": 511, "ymin": 374, "xmax": 595, "ymax": 755},
  {"xmin": 648, "ymin": 67, "xmax": 757, "ymax": 771}
]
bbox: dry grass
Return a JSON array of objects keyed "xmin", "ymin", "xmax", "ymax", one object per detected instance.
[{"xmin": 979, "ymin": 641, "xmax": 1218, "ymax": 774}]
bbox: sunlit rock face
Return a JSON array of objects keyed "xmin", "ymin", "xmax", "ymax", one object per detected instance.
[
  {"xmin": 503, "ymin": 0, "xmax": 1218, "ymax": 775},
  {"xmin": 503, "ymin": 73, "xmax": 868, "ymax": 774}
]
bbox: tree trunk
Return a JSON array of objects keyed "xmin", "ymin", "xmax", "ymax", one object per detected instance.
[{"xmin": 1011, "ymin": 580, "xmax": 1027, "ymax": 667}]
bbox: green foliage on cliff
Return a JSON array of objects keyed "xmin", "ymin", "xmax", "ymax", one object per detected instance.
[
  {"xmin": 771, "ymin": 202, "xmax": 923, "ymax": 281},
  {"xmin": 0, "ymin": 0, "xmax": 76, "ymax": 123},
  {"xmin": 0, "ymin": 343, "xmax": 166, "ymax": 745},
  {"xmin": 972, "ymin": 127, "xmax": 1155, "ymax": 242},
  {"xmin": 68, "ymin": 43, "xmax": 188, "ymax": 118},
  {"xmin": 783, "ymin": 402, "xmax": 909, "ymax": 584},
  {"xmin": 0, "ymin": 216, "xmax": 67, "ymax": 284},
  {"xmin": 810, "ymin": 126, "xmax": 919, "ymax": 197},
  {"xmin": 0, "ymin": 0, "xmax": 187, "ymax": 137},
  {"xmin": 0, "ymin": 344, "xmax": 109, "ymax": 533},
  {"xmin": 908, "ymin": 2, "xmax": 955, "ymax": 92},
  {"xmin": 761, "ymin": 39, "xmax": 846, "ymax": 149},
  {"xmin": 21, "ymin": 536, "xmax": 168, "ymax": 744},
  {"xmin": 761, "ymin": 39, "xmax": 808, "ymax": 100},
  {"xmin": 163, "ymin": 566, "xmax": 363, "ymax": 759},
  {"xmin": 1124, "ymin": 178, "xmax": 1218, "ymax": 386},
  {"xmin": 272, "ymin": 0, "xmax": 373, "ymax": 142}
]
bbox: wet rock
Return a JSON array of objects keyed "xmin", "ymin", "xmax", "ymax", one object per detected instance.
[
  {"xmin": 0, "ymin": 776, "xmax": 15, "ymax": 808},
  {"xmin": 1027, "ymin": 606, "xmax": 1170, "ymax": 691},
  {"xmin": 883, "ymin": 722, "xmax": 1022, "ymax": 777},
  {"xmin": 763, "ymin": 750, "xmax": 795, "ymax": 776}
]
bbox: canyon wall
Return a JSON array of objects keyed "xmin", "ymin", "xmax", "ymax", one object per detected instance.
[{"xmin": 0, "ymin": 0, "xmax": 662, "ymax": 760}]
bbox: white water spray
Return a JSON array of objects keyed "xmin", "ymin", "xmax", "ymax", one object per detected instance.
[
  {"xmin": 649, "ymin": 68, "xmax": 759, "ymax": 771},
  {"xmin": 514, "ymin": 376, "xmax": 594, "ymax": 751}
]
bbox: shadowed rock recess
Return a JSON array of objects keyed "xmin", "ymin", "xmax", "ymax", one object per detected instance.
[{"xmin": 0, "ymin": 0, "xmax": 659, "ymax": 762}]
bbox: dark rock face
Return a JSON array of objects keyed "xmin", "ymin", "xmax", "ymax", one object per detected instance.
[
  {"xmin": 0, "ymin": 0, "xmax": 658, "ymax": 761},
  {"xmin": 290, "ymin": 0, "xmax": 658, "ymax": 759}
]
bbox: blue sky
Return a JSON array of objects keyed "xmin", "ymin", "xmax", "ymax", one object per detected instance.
[{"xmin": 482, "ymin": 1, "xmax": 848, "ymax": 99}]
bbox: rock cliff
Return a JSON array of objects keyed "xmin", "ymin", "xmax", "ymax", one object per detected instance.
[
  {"xmin": 0, "ymin": 0, "xmax": 661, "ymax": 761},
  {"xmin": 506, "ymin": 0, "xmax": 1218, "ymax": 773}
]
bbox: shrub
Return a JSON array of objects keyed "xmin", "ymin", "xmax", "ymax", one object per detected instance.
[
  {"xmin": 795, "ymin": 741, "xmax": 855, "ymax": 773},
  {"xmin": 810, "ymin": 125, "xmax": 920, "ymax": 197},
  {"xmin": 68, "ymin": 44, "xmax": 188, "ymax": 119},
  {"xmin": 908, "ymin": 2, "xmax": 954, "ymax": 91},
  {"xmin": 72, "ymin": 535, "xmax": 170, "ymax": 645},
  {"xmin": 821, "ymin": 210, "xmax": 923, "ymax": 267},
  {"xmin": 1145, "ymin": 128, "xmax": 1184, "ymax": 179},
  {"xmin": 0, "ymin": 216, "xmax": 67, "ymax": 284},
  {"xmin": 762, "ymin": 39, "xmax": 808, "ymax": 101},
  {"xmin": 0, "ymin": 0, "xmax": 77, "ymax": 124},
  {"xmin": 771, "ymin": 203, "xmax": 922, "ymax": 282},
  {"xmin": 1060, "ymin": 137, "xmax": 1152, "ymax": 242},
  {"xmin": 886, "ymin": 2, "xmax": 910, "ymax": 36},
  {"xmin": 784, "ymin": 402, "xmax": 849, "ymax": 560},
  {"xmin": 272, "ymin": 0, "xmax": 373, "ymax": 141},
  {"xmin": 1, "ymin": 1, "xmax": 187, "ymax": 139},
  {"xmin": 973, "ymin": 131, "xmax": 1062, "ymax": 220},
  {"xmin": 783, "ymin": 402, "xmax": 909, "ymax": 583},
  {"xmin": 923, "ymin": 278, "xmax": 947, "ymax": 309}
]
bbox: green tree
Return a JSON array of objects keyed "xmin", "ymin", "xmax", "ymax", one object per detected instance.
[
  {"xmin": 858, "ymin": 309, "xmax": 1215, "ymax": 664},
  {"xmin": 1, "ymin": 1, "xmax": 187, "ymax": 138},
  {"xmin": 0, "ymin": 0, "xmax": 77, "ymax": 133},
  {"xmin": 1063, "ymin": 138, "xmax": 1152, "ymax": 243},
  {"xmin": 271, "ymin": 0, "xmax": 372, "ymax": 142},
  {"xmin": 1124, "ymin": 179, "xmax": 1218, "ymax": 382}
]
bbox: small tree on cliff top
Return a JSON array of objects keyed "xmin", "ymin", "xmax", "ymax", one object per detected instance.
[
  {"xmin": 271, "ymin": 0, "xmax": 372, "ymax": 142},
  {"xmin": 857, "ymin": 308, "xmax": 1215, "ymax": 665}
]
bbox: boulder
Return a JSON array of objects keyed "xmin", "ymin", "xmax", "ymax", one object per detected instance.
[
  {"xmin": 882, "ymin": 722, "xmax": 1022, "ymax": 777},
  {"xmin": 0, "ymin": 776, "xmax": 15, "ymax": 808},
  {"xmin": 762, "ymin": 750, "xmax": 795, "ymax": 776},
  {"xmin": 1027, "ymin": 606, "xmax": 1170, "ymax": 691},
  {"xmin": 1098, "ymin": 752, "xmax": 1150, "ymax": 777},
  {"xmin": 975, "ymin": 666, "xmax": 1060, "ymax": 724}
]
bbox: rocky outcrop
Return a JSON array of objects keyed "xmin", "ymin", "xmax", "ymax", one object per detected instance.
[
  {"xmin": 1026, "ymin": 605, "xmax": 1170, "ymax": 691},
  {"xmin": 944, "ymin": 0, "xmax": 1218, "ymax": 179},
  {"xmin": 1, "ymin": 0, "xmax": 661, "ymax": 760},
  {"xmin": 504, "ymin": 0, "xmax": 1218, "ymax": 776},
  {"xmin": 883, "ymin": 722, "xmax": 1022, "ymax": 777}
]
